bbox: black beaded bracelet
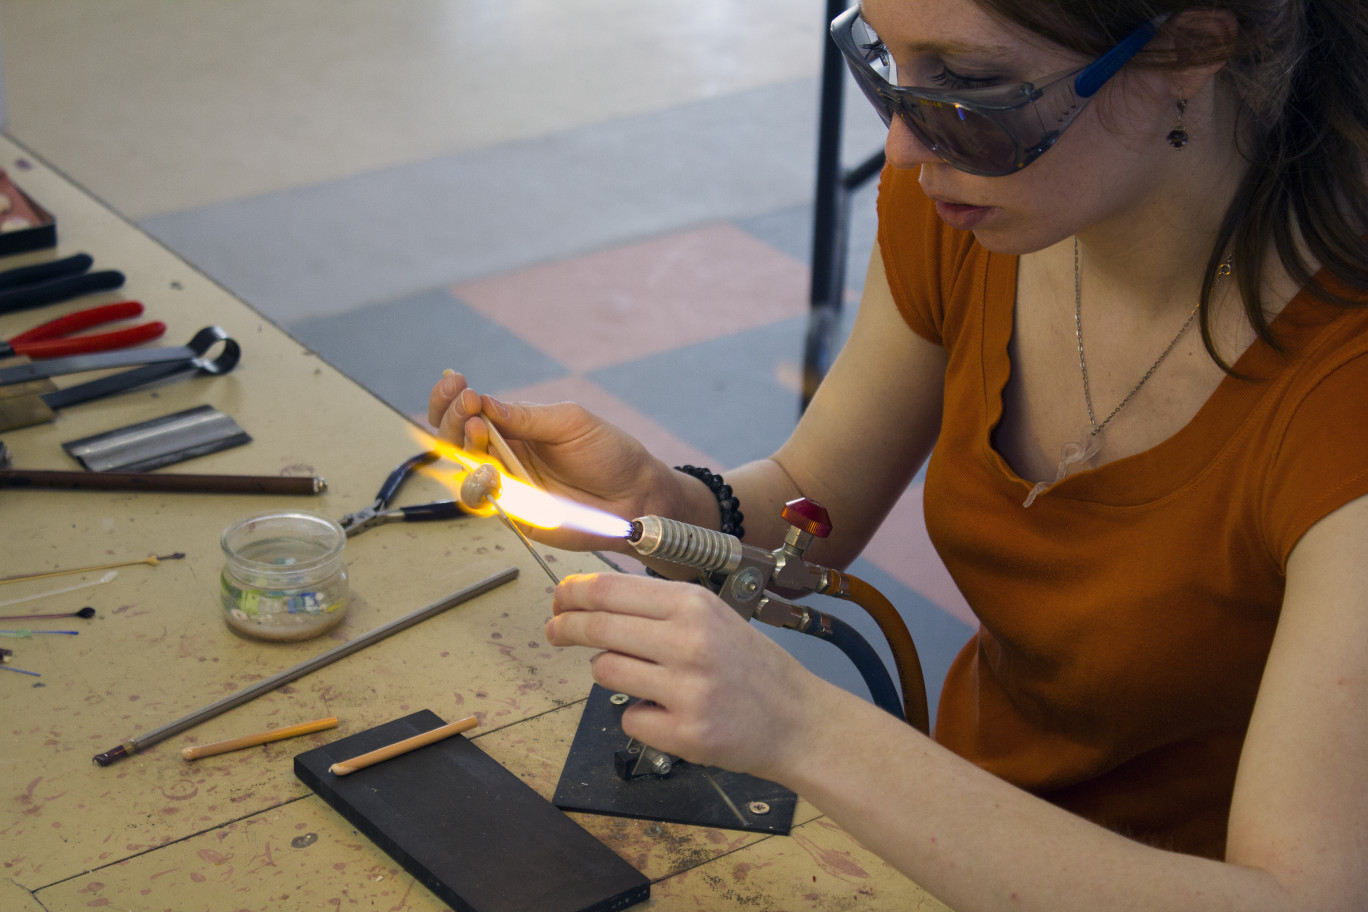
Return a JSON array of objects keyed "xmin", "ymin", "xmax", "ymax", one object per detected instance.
[{"xmin": 674, "ymin": 464, "xmax": 745, "ymax": 539}]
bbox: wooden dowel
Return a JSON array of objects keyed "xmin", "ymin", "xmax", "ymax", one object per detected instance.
[
  {"xmin": 182, "ymin": 716, "xmax": 339, "ymax": 760},
  {"xmin": 329, "ymin": 715, "xmax": 479, "ymax": 776},
  {"xmin": 484, "ymin": 421, "xmax": 534, "ymax": 484}
]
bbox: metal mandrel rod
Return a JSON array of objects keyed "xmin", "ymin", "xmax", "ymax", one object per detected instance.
[
  {"xmin": 0, "ymin": 553, "xmax": 183, "ymax": 586},
  {"xmin": 488, "ymin": 497, "xmax": 560, "ymax": 585},
  {"xmin": 0, "ymin": 606, "xmax": 96, "ymax": 622},
  {"xmin": 0, "ymin": 629, "xmax": 78, "ymax": 637},
  {"xmin": 0, "ymin": 572, "xmax": 114, "ymax": 608}
]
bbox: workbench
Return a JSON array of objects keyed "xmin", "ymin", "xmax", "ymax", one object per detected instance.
[{"xmin": 0, "ymin": 133, "xmax": 946, "ymax": 912}]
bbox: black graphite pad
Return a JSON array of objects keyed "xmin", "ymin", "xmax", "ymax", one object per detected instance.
[
  {"xmin": 61, "ymin": 405, "xmax": 251, "ymax": 472},
  {"xmin": 553, "ymin": 685, "xmax": 796, "ymax": 835},
  {"xmin": 295, "ymin": 710, "xmax": 649, "ymax": 912}
]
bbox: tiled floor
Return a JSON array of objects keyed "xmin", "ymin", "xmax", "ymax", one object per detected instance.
[{"xmin": 0, "ymin": 0, "xmax": 972, "ymax": 719}]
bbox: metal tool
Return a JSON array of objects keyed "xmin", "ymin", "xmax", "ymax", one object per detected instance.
[
  {"xmin": 488, "ymin": 497, "xmax": 560, "ymax": 585},
  {"xmin": 0, "ymin": 325, "xmax": 240, "ymax": 431},
  {"xmin": 0, "ymin": 301, "xmax": 165, "ymax": 360},
  {"xmin": 0, "ymin": 629, "xmax": 79, "ymax": 637},
  {"xmin": 0, "ymin": 326, "xmax": 234, "ymax": 386},
  {"xmin": 338, "ymin": 450, "xmax": 469, "ymax": 537},
  {"xmin": 0, "ymin": 253, "xmax": 92, "ymax": 291},
  {"xmin": 0, "ymin": 572, "xmax": 115, "ymax": 609},
  {"xmin": 0, "ymin": 252, "xmax": 125, "ymax": 315},
  {"xmin": 62, "ymin": 405, "xmax": 251, "ymax": 472},
  {"xmin": 553, "ymin": 682, "xmax": 798, "ymax": 835},
  {"xmin": 0, "ymin": 551, "xmax": 183, "ymax": 586},
  {"xmin": 0, "ymin": 468, "xmax": 326, "ymax": 495},
  {"xmin": 625, "ymin": 500, "xmax": 835, "ymax": 632},
  {"xmin": 0, "ymin": 606, "xmax": 96, "ymax": 622}
]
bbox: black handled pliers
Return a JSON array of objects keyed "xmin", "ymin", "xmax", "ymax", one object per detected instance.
[
  {"xmin": 338, "ymin": 450, "xmax": 468, "ymax": 538},
  {"xmin": 0, "ymin": 253, "xmax": 126, "ymax": 315}
]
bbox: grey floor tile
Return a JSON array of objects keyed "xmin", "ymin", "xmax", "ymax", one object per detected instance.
[{"xmin": 140, "ymin": 78, "xmax": 886, "ymax": 326}]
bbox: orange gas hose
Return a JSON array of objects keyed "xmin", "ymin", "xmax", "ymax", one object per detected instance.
[{"xmin": 820, "ymin": 569, "xmax": 930, "ymax": 733}]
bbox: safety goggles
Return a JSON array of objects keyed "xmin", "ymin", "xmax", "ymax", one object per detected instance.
[{"xmin": 831, "ymin": 6, "xmax": 1168, "ymax": 176}]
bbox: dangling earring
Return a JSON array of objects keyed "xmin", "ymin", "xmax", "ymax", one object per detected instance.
[{"xmin": 1166, "ymin": 98, "xmax": 1189, "ymax": 150}]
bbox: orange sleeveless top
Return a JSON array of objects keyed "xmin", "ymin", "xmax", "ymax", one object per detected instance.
[{"xmin": 877, "ymin": 164, "xmax": 1368, "ymax": 857}]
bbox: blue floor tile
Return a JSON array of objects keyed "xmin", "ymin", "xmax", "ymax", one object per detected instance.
[
  {"xmin": 289, "ymin": 288, "xmax": 568, "ymax": 418},
  {"xmin": 733, "ymin": 178, "xmax": 880, "ymax": 297},
  {"xmin": 586, "ymin": 312, "xmax": 851, "ymax": 469}
]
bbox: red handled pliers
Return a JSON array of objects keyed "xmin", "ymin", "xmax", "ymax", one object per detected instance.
[{"xmin": 0, "ymin": 301, "xmax": 166, "ymax": 360}]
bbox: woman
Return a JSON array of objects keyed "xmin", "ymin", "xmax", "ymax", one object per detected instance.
[{"xmin": 430, "ymin": 1, "xmax": 1368, "ymax": 908}]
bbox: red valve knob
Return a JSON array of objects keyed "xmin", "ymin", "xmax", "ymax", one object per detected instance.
[{"xmin": 781, "ymin": 498, "xmax": 832, "ymax": 538}]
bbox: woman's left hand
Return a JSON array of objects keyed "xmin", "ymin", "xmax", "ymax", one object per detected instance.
[{"xmin": 546, "ymin": 572, "xmax": 817, "ymax": 780}]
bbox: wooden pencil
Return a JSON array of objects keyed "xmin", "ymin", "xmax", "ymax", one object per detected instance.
[
  {"xmin": 328, "ymin": 715, "xmax": 479, "ymax": 775},
  {"xmin": 181, "ymin": 716, "xmax": 339, "ymax": 760}
]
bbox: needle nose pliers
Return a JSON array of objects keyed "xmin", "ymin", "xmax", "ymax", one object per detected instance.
[{"xmin": 338, "ymin": 450, "xmax": 469, "ymax": 538}]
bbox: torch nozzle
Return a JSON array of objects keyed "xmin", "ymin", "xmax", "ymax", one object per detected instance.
[{"xmin": 628, "ymin": 515, "xmax": 741, "ymax": 574}]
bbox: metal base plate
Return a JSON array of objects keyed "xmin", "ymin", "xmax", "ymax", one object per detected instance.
[{"xmin": 553, "ymin": 684, "xmax": 797, "ymax": 835}]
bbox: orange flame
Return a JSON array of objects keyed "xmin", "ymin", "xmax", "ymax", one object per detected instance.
[{"xmin": 410, "ymin": 430, "xmax": 632, "ymax": 539}]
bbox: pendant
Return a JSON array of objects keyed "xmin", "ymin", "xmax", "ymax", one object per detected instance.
[{"xmin": 1022, "ymin": 427, "xmax": 1103, "ymax": 508}]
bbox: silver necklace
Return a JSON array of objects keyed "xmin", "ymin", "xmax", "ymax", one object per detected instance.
[
  {"xmin": 1022, "ymin": 239, "xmax": 1230, "ymax": 507},
  {"xmin": 1075, "ymin": 238, "xmax": 1209, "ymax": 438}
]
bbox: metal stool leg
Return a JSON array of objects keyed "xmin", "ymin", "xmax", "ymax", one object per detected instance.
[{"xmin": 802, "ymin": 0, "xmax": 884, "ymax": 413}]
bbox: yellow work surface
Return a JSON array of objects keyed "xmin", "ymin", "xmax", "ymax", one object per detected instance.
[{"xmin": 0, "ymin": 133, "xmax": 944, "ymax": 911}]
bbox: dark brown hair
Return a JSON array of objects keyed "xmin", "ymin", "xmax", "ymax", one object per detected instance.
[{"xmin": 977, "ymin": 0, "xmax": 1368, "ymax": 369}]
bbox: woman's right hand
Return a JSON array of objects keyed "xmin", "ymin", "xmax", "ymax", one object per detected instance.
[{"xmin": 428, "ymin": 371, "xmax": 678, "ymax": 551}]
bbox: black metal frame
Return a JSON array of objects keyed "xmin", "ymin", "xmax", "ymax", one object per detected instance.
[{"xmin": 802, "ymin": 0, "xmax": 885, "ymax": 412}]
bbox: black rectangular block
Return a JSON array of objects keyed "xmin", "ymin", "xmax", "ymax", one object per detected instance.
[{"xmin": 295, "ymin": 710, "xmax": 650, "ymax": 912}]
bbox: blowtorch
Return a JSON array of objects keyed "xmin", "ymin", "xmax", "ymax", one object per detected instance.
[
  {"xmin": 459, "ymin": 461, "xmax": 930, "ymax": 783},
  {"xmin": 626, "ymin": 499, "xmax": 833, "ymax": 632}
]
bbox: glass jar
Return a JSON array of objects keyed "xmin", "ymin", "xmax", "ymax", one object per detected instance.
[{"xmin": 220, "ymin": 511, "xmax": 349, "ymax": 641}]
